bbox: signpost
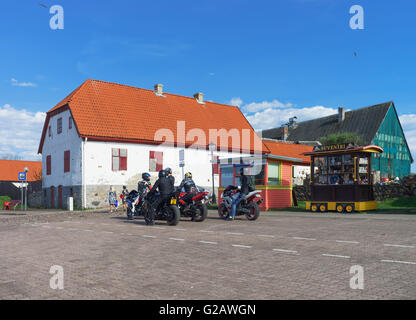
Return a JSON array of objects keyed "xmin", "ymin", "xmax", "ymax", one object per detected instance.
[
  {"xmin": 18, "ymin": 172, "xmax": 26, "ymax": 211},
  {"xmin": 179, "ymin": 149, "xmax": 185, "ymax": 179}
]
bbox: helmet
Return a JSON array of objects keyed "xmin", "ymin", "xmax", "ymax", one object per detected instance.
[
  {"xmin": 142, "ymin": 172, "xmax": 151, "ymax": 181},
  {"xmin": 159, "ymin": 170, "xmax": 167, "ymax": 178},
  {"xmin": 165, "ymin": 167, "xmax": 172, "ymax": 175},
  {"xmin": 185, "ymin": 172, "xmax": 192, "ymax": 179}
]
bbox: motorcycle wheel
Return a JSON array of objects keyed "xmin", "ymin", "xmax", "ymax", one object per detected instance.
[
  {"xmin": 193, "ymin": 204, "xmax": 208, "ymax": 222},
  {"xmin": 143, "ymin": 204, "xmax": 154, "ymax": 225},
  {"xmin": 218, "ymin": 203, "xmax": 230, "ymax": 219},
  {"xmin": 166, "ymin": 205, "xmax": 180, "ymax": 226},
  {"xmin": 246, "ymin": 202, "xmax": 260, "ymax": 221}
]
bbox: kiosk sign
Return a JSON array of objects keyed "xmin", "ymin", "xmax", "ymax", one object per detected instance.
[{"xmin": 318, "ymin": 143, "xmax": 354, "ymax": 152}]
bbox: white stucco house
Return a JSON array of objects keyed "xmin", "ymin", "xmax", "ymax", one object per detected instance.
[{"xmin": 38, "ymin": 79, "xmax": 265, "ymax": 209}]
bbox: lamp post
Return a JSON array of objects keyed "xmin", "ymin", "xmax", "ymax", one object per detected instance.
[
  {"xmin": 24, "ymin": 167, "xmax": 29, "ymax": 211},
  {"xmin": 208, "ymin": 142, "xmax": 217, "ymax": 204}
]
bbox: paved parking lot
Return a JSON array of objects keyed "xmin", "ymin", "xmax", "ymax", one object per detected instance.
[{"xmin": 0, "ymin": 210, "xmax": 415, "ymax": 299}]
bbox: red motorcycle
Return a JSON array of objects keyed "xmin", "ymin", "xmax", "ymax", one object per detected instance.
[{"xmin": 177, "ymin": 187, "xmax": 209, "ymax": 222}]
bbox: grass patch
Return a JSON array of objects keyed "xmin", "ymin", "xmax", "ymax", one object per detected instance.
[{"xmin": 376, "ymin": 196, "xmax": 416, "ymax": 211}]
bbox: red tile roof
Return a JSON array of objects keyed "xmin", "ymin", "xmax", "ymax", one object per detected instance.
[
  {"xmin": 39, "ymin": 79, "xmax": 267, "ymax": 154},
  {"xmin": 262, "ymin": 140, "xmax": 313, "ymax": 164},
  {"xmin": 0, "ymin": 160, "xmax": 42, "ymax": 182}
]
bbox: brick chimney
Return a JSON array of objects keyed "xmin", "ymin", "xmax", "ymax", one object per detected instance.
[
  {"xmin": 338, "ymin": 107, "xmax": 345, "ymax": 123},
  {"xmin": 154, "ymin": 83, "xmax": 163, "ymax": 96},
  {"xmin": 194, "ymin": 92, "xmax": 204, "ymax": 104},
  {"xmin": 283, "ymin": 126, "xmax": 288, "ymax": 140}
]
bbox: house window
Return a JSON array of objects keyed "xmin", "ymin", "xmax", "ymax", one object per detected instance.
[
  {"xmin": 220, "ymin": 165, "xmax": 234, "ymax": 187},
  {"xmin": 112, "ymin": 148, "xmax": 127, "ymax": 171},
  {"xmin": 69, "ymin": 117, "xmax": 72, "ymax": 129},
  {"xmin": 48, "ymin": 126, "xmax": 51, "ymax": 137},
  {"xmin": 268, "ymin": 162, "xmax": 280, "ymax": 186},
  {"xmin": 149, "ymin": 151, "xmax": 163, "ymax": 172},
  {"xmin": 64, "ymin": 150, "xmax": 70, "ymax": 173},
  {"xmin": 57, "ymin": 118, "xmax": 62, "ymax": 134},
  {"xmin": 46, "ymin": 155, "xmax": 51, "ymax": 175}
]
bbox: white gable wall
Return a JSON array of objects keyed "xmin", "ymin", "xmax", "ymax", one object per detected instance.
[{"xmin": 41, "ymin": 109, "xmax": 82, "ymax": 189}]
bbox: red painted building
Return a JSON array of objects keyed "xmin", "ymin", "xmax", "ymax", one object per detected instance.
[{"xmin": 218, "ymin": 140, "xmax": 313, "ymax": 210}]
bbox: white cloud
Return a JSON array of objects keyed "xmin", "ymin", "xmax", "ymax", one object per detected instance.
[
  {"xmin": 0, "ymin": 104, "xmax": 45, "ymax": 161},
  {"xmin": 244, "ymin": 104, "xmax": 337, "ymax": 130},
  {"xmin": 11, "ymin": 78, "xmax": 37, "ymax": 87},
  {"xmin": 229, "ymin": 97, "xmax": 243, "ymax": 107}
]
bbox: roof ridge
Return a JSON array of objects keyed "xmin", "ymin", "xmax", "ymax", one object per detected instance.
[
  {"xmin": 265, "ymin": 101, "xmax": 393, "ymax": 130},
  {"xmin": 86, "ymin": 79, "xmax": 237, "ymax": 108}
]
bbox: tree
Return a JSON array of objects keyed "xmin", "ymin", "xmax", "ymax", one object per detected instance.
[{"xmin": 319, "ymin": 132, "xmax": 364, "ymax": 146}]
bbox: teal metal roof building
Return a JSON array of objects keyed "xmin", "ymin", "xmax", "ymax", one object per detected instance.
[{"xmin": 262, "ymin": 101, "xmax": 413, "ymax": 178}]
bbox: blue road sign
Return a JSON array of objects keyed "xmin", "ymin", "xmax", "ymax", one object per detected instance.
[{"xmin": 18, "ymin": 172, "xmax": 27, "ymax": 181}]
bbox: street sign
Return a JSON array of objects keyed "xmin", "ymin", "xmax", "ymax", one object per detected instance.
[
  {"xmin": 18, "ymin": 172, "xmax": 27, "ymax": 181},
  {"xmin": 179, "ymin": 149, "xmax": 185, "ymax": 166}
]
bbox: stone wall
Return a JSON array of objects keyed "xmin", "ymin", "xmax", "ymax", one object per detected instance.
[{"xmin": 293, "ymin": 183, "xmax": 413, "ymax": 202}]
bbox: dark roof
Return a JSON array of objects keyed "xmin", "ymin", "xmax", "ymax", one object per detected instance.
[{"xmin": 262, "ymin": 101, "xmax": 393, "ymax": 145}]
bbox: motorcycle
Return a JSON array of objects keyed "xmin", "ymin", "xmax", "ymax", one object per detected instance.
[
  {"xmin": 176, "ymin": 186, "xmax": 209, "ymax": 222},
  {"xmin": 123, "ymin": 190, "xmax": 146, "ymax": 220},
  {"xmin": 141, "ymin": 192, "xmax": 181, "ymax": 226},
  {"xmin": 218, "ymin": 185, "xmax": 263, "ymax": 221}
]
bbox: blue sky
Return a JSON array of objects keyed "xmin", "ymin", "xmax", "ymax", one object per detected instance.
[{"xmin": 0, "ymin": 0, "xmax": 415, "ymax": 171}]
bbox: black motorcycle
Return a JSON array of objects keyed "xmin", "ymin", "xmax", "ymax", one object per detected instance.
[{"xmin": 142, "ymin": 192, "xmax": 180, "ymax": 226}]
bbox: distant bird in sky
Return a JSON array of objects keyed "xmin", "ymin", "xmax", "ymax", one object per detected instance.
[
  {"xmin": 354, "ymin": 52, "xmax": 357, "ymax": 57},
  {"xmin": 39, "ymin": 3, "xmax": 48, "ymax": 8}
]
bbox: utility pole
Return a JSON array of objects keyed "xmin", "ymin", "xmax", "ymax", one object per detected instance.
[{"xmin": 209, "ymin": 142, "xmax": 217, "ymax": 204}]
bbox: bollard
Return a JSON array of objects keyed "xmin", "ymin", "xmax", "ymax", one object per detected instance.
[{"xmin": 67, "ymin": 197, "xmax": 73, "ymax": 211}]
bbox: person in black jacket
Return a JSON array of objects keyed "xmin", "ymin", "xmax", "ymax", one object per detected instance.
[
  {"xmin": 165, "ymin": 167, "xmax": 175, "ymax": 188},
  {"xmin": 227, "ymin": 167, "xmax": 250, "ymax": 221},
  {"xmin": 178, "ymin": 172, "xmax": 197, "ymax": 205},
  {"xmin": 146, "ymin": 170, "xmax": 174, "ymax": 225}
]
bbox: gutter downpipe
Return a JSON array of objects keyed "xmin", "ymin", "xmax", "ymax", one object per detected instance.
[{"xmin": 83, "ymin": 137, "xmax": 88, "ymax": 208}]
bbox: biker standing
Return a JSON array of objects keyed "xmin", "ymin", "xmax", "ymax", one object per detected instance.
[
  {"xmin": 165, "ymin": 167, "xmax": 175, "ymax": 188},
  {"xmin": 226, "ymin": 167, "xmax": 250, "ymax": 221},
  {"xmin": 146, "ymin": 170, "xmax": 174, "ymax": 225}
]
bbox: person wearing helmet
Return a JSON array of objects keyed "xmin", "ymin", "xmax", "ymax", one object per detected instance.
[
  {"xmin": 178, "ymin": 172, "xmax": 197, "ymax": 206},
  {"xmin": 165, "ymin": 167, "xmax": 175, "ymax": 188},
  {"xmin": 127, "ymin": 172, "xmax": 153, "ymax": 219},
  {"xmin": 227, "ymin": 167, "xmax": 250, "ymax": 221},
  {"xmin": 146, "ymin": 169, "xmax": 174, "ymax": 225}
]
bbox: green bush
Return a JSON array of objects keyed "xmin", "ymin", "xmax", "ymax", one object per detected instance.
[{"xmin": 319, "ymin": 132, "xmax": 364, "ymax": 146}]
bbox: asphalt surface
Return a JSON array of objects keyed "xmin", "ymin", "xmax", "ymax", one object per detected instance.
[{"xmin": 0, "ymin": 209, "xmax": 415, "ymax": 299}]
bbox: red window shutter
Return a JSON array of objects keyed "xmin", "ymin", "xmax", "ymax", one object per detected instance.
[
  {"xmin": 64, "ymin": 150, "xmax": 70, "ymax": 172},
  {"xmin": 155, "ymin": 151, "xmax": 163, "ymax": 172},
  {"xmin": 57, "ymin": 118, "xmax": 62, "ymax": 134},
  {"xmin": 213, "ymin": 155, "xmax": 219, "ymax": 174},
  {"xmin": 120, "ymin": 149, "xmax": 127, "ymax": 170},
  {"xmin": 47, "ymin": 155, "xmax": 51, "ymax": 175}
]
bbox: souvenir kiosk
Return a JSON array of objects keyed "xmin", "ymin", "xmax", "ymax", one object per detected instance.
[{"xmin": 303, "ymin": 144, "xmax": 384, "ymax": 213}]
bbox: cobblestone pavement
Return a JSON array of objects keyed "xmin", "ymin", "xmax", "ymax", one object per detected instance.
[{"xmin": 0, "ymin": 210, "xmax": 415, "ymax": 299}]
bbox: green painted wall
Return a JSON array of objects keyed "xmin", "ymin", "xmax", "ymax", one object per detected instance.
[{"xmin": 371, "ymin": 105, "xmax": 412, "ymax": 178}]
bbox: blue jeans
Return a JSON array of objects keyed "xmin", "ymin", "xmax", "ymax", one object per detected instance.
[{"xmin": 230, "ymin": 193, "xmax": 245, "ymax": 217}]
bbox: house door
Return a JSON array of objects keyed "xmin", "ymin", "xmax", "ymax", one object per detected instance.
[
  {"xmin": 51, "ymin": 186, "xmax": 55, "ymax": 208},
  {"xmin": 58, "ymin": 186, "xmax": 63, "ymax": 208}
]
